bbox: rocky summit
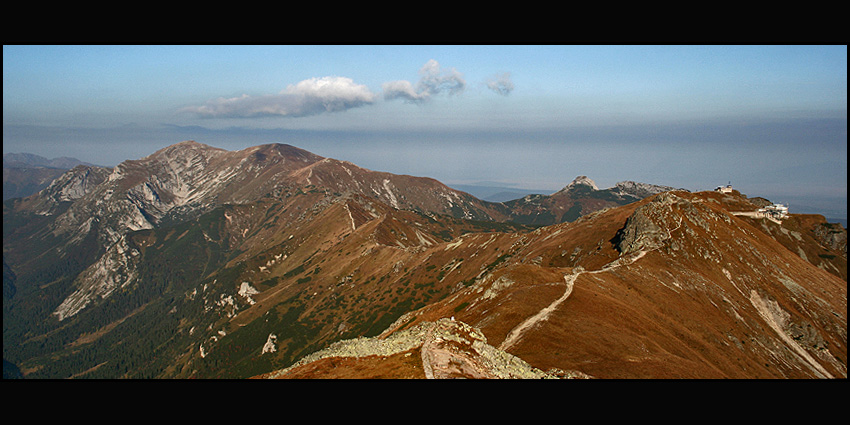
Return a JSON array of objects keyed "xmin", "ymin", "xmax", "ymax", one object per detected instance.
[{"xmin": 3, "ymin": 141, "xmax": 846, "ymax": 379}]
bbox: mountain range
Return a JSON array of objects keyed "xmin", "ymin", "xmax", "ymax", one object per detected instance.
[{"xmin": 3, "ymin": 141, "xmax": 846, "ymax": 379}]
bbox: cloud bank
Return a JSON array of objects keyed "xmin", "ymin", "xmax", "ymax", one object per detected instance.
[
  {"xmin": 183, "ymin": 60, "xmax": 507, "ymax": 119},
  {"xmin": 182, "ymin": 76, "xmax": 377, "ymax": 118}
]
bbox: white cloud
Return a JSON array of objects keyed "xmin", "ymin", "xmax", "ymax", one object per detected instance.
[
  {"xmin": 383, "ymin": 59, "xmax": 466, "ymax": 103},
  {"xmin": 417, "ymin": 59, "xmax": 465, "ymax": 96},
  {"xmin": 183, "ymin": 60, "xmax": 497, "ymax": 118},
  {"xmin": 381, "ymin": 80, "xmax": 427, "ymax": 102},
  {"xmin": 485, "ymin": 72, "xmax": 514, "ymax": 96},
  {"xmin": 182, "ymin": 76, "xmax": 376, "ymax": 118}
]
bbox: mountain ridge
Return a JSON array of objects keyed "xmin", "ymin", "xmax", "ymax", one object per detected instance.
[
  {"xmin": 3, "ymin": 140, "xmax": 846, "ymax": 379},
  {"xmin": 260, "ymin": 190, "xmax": 846, "ymax": 379}
]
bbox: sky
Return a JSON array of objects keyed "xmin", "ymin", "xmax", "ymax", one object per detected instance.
[{"xmin": 3, "ymin": 45, "xmax": 847, "ymax": 218}]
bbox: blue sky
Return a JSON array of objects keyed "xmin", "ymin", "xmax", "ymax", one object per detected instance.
[{"xmin": 3, "ymin": 45, "xmax": 847, "ymax": 218}]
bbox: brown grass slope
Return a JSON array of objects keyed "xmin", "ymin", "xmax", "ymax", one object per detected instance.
[
  {"xmin": 166, "ymin": 188, "xmax": 532, "ymax": 377},
  {"xmin": 263, "ymin": 190, "xmax": 846, "ymax": 379},
  {"xmin": 6, "ymin": 141, "xmax": 844, "ymax": 379}
]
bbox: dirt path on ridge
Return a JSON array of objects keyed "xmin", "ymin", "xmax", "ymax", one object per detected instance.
[
  {"xmin": 498, "ymin": 250, "xmax": 648, "ymax": 351},
  {"xmin": 498, "ymin": 213, "xmax": 683, "ymax": 351}
]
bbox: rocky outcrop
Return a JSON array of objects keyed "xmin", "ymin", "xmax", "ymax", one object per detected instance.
[
  {"xmin": 812, "ymin": 222, "xmax": 847, "ymax": 259},
  {"xmin": 29, "ymin": 165, "xmax": 112, "ymax": 214},
  {"xmin": 614, "ymin": 192, "xmax": 683, "ymax": 255},
  {"xmin": 52, "ymin": 235, "xmax": 141, "ymax": 321},
  {"xmin": 614, "ymin": 180, "xmax": 684, "ymax": 199},
  {"xmin": 263, "ymin": 318, "xmax": 590, "ymax": 379}
]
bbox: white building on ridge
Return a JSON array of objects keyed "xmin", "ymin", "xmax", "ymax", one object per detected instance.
[
  {"xmin": 756, "ymin": 203, "xmax": 789, "ymax": 220},
  {"xmin": 716, "ymin": 183, "xmax": 734, "ymax": 193}
]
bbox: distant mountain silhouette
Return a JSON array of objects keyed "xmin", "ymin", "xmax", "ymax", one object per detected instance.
[{"xmin": 3, "ymin": 153, "xmax": 103, "ymax": 200}]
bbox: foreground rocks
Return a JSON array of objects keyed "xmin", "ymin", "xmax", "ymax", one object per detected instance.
[{"xmin": 258, "ymin": 317, "xmax": 592, "ymax": 379}]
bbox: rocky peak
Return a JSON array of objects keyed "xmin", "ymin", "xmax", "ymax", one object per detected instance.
[
  {"xmin": 614, "ymin": 192, "xmax": 685, "ymax": 255},
  {"xmin": 44, "ymin": 165, "xmax": 111, "ymax": 202},
  {"xmin": 559, "ymin": 176, "xmax": 598, "ymax": 193},
  {"xmin": 27, "ymin": 165, "xmax": 112, "ymax": 215}
]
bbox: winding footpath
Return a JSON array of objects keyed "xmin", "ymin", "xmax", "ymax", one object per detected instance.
[
  {"xmin": 498, "ymin": 250, "xmax": 648, "ymax": 351},
  {"xmin": 499, "ymin": 209, "xmax": 684, "ymax": 350},
  {"xmin": 498, "ymin": 213, "xmax": 682, "ymax": 351},
  {"xmin": 499, "ymin": 267, "xmax": 580, "ymax": 351}
]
